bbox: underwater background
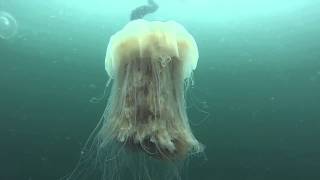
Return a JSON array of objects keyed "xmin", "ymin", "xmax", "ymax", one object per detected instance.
[{"xmin": 1, "ymin": 0, "xmax": 320, "ymax": 179}]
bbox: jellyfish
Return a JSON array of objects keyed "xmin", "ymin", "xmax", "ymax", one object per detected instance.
[
  {"xmin": 65, "ymin": 19, "xmax": 203, "ymax": 180},
  {"xmin": 0, "ymin": 11, "xmax": 18, "ymax": 39}
]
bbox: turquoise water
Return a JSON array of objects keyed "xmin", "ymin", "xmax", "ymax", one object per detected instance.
[{"xmin": 1, "ymin": 0, "xmax": 320, "ymax": 180}]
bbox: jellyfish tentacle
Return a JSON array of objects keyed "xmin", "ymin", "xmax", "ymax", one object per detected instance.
[{"xmin": 89, "ymin": 78, "xmax": 112, "ymax": 103}]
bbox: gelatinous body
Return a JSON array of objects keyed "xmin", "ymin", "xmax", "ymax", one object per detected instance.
[
  {"xmin": 103, "ymin": 19, "xmax": 202, "ymax": 160},
  {"xmin": 0, "ymin": 11, "xmax": 18, "ymax": 39},
  {"xmin": 65, "ymin": 19, "xmax": 203, "ymax": 180}
]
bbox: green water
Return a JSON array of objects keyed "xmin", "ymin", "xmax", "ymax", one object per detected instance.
[{"xmin": 1, "ymin": 0, "xmax": 320, "ymax": 180}]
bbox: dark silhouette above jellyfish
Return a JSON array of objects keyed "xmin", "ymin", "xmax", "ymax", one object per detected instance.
[
  {"xmin": 130, "ymin": 0, "xmax": 159, "ymax": 20},
  {"xmin": 63, "ymin": 1, "xmax": 203, "ymax": 180}
]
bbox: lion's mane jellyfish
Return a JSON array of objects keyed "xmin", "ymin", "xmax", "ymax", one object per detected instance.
[
  {"xmin": 104, "ymin": 19, "xmax": 203, "ymax": 159},
  {"xmin": 66, "ymin": 19, "xmax": 203, "ymax": 180}
]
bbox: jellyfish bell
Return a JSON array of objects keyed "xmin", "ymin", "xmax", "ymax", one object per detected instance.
[
  {"xmin": 65, "ymin": 19, "xmax": 203, "ymax": 180},
  {"xmin": 105, "ymin": 20, "xmax": 199, "ymax": 80},
  {"xmin": 0, "ymin": 11, "xmax": 18, "ymax": 39}
]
